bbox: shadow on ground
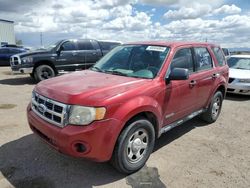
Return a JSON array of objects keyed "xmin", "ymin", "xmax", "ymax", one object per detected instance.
[
  {"xmin": 0, "ymin": 77, "xmax": 36, "ymax": 85},
  {"xmin": 225, "ymin": 93, "xmax": 250, "ymax": 101},
  {"xmin": 0, "ymin": 117, "xmax": 208, "ymax": 188}
]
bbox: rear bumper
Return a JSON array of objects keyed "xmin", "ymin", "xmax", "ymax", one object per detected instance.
[
  {"xmin": 27, "ymin": 104, "xmax": 122, "ymax": 162},
  {"xmin": 227, "ymin": 82, "xmax": 250, "ymax": 95}
]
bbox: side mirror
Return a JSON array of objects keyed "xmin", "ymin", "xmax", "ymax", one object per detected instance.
[{"xmin": 166, "ymin": 68, "xmax": 189, "ymax": 83}]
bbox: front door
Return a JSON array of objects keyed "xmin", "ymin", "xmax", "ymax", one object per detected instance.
[
  {"xmin": 163, "ymin": 47, "xmax": 199, "ymax": 125},
  {"xmin": 55, "ymin": 41, "xmax": 78, "ymax": 71}
]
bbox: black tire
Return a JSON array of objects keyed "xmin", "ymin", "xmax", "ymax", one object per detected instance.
[
  {"xmin": 34, "ymin": 65, "xmax": 56, "ymax": 82},
  {"xmin": 111, "ymin": 118, "xmax": 155, "ymax": 174},
  {"xmin": 200, "ymin": 91, "xmax": 223, "ymax": 123},
  {"xmin": 29, "ymin": 73, "xmax": 34, "ymax": 79}
]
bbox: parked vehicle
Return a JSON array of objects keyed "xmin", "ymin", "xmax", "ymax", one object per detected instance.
[
  {"xmin": 227, "ymin": 55, "xmax": 250, "ymax": 95},
  {"xmin": 27, "ymin": 42, "xmax": 228, "ymax": 174},
  {"xmin": 0, "ymin": 47, "xmax": 27, "ymax": 66},
  {"xmin": 222, "ymin": 48, "xmax": 230, "ymax": 59},
  {"xmin": 10, "ymin": 39, "xmax": 121, "ymax": 82}
]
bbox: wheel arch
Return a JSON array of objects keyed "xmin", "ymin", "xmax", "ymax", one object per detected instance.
[{"xmin": 33, "ymin": 60, "xmax": 57, "ymax": 74}]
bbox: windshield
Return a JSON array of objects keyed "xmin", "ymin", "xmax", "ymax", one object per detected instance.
[
  {"xmin": 42, "ymin": 40, "xmax": 62, "ymax": 51},
  {"xmin": 227, "ymin": 57, "xmax": 250, "ymax": 70},
  {"xmin": 91, "ymin": 45, "xmax": 170, "ymax": 79}
]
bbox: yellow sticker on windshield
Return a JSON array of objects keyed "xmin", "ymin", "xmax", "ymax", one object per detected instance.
[{"xmin": 146, "ymin": 46, "xmax": 166, "ymax": 52}]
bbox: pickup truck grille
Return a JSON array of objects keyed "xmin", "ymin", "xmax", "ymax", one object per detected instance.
[
  {"xmin": 31, "ymin": 92, "xmax": 68, "ymax": 127},
  {"xmin": 10, "ymin": 56, "xmax": 21, "ymax": 65}
]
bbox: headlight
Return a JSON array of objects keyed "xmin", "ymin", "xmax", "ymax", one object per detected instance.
[
  {"xmin": 69, "ymin": 106, "xmax": 106, "ymax": 125},
  {"xmin": 238, "ymin": 79, "xmax": 250, "ymax": 83},
  {"xmin": 22, "ymin": 56, "xmax": 33, "ymax": 64}
]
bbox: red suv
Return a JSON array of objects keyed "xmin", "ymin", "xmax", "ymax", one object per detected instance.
[{"xmin": 27, "ymin": 42, "xmax": 229, "ymax": 173}]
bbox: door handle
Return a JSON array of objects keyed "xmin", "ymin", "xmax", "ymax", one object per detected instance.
[
  {"xmin": 72, "ymin": 52, "xmax": 77, "ymax": 56},
  {"xmin": 189, "ymin": 80, "xmax": 197, "ymax": 87},
  {"xmin": 212, "ymin": 73, "xmax": 220, "ymax": 79}
]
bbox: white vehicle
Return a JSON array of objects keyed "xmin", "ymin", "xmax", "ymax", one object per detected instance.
[{"xmin": 227, "ymin": 55, "xmax": 250, "ymax": 95}]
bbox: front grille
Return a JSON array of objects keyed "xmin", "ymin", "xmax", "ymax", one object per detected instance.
[
  {"xmin": 228, "ymin": 78, "xmax": 235, "ymax": 83},
  {"xmin": 31, "ymin": 92, "xmax": 68, "ymax": 127},
  {"xmin": 10, "ymin": 56, "xmax": 21, "ymax": 66}
]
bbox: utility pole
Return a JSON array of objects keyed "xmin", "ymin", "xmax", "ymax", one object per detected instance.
[{"xmin": 40, "ymin": 32, "xmax": 43, "ymax": 47}]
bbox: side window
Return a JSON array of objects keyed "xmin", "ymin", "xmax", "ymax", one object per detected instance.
[
  {"xmin": 61, "ymin": 41, "xmax": 76, "ymax": 51},
  {"xmin": 194, "ymin": 47, "xmax": 213, "ymax": 71},
  {"xmin": 212, "ymin": 47, "xmax": 226, "ymax": 66},
  {"xmin": 171, "ymin": 48, "xmax": 194, "ymax": 73},
  {"xmin": 78, "ymin": 41, "xmax": 94, "ymax": 50}
]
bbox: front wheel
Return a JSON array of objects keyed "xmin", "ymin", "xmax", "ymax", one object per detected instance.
[
  {"xmin": 111, "ymin": 118, "xmax": 155, "ymax": 174},
  {"xmin": 34, "ymin": 65, "xmax": 56, "ymax": 82},
  {"xmin": 200, "ymin": 91, "xmax": 223, "ymax": 123}
]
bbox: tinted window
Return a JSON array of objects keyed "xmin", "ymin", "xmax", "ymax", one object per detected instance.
[
  {"xmin": 9, "ymin": 49, "xmax": 22, "ymax": 54},
  {"xmin": 78, "ymin": 41, "xmax": 94, "ymax": 50},
  {"xmin": 194, "ymin": 48, "xmax": 212, "ymax": 71},
  {"xmin": 212, "ymin": 47, "xmax": 226, "ymax": 66},
  {"xmin": 171, "ymin": 48, "xmax": 194, "ymax": 73},
  {"xmin": 61, "ymin": 41, "xmax": 76, "ymax": 51}
]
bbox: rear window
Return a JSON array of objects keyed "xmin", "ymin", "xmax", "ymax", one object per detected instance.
[{"xmin": 212, "ymin": 47, "xmax": 226, "ymax": 66}]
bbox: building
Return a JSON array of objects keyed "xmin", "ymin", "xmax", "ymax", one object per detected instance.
[{"xmin": 0, "ymin": 19, "xmax": 15, "ymax": 45}]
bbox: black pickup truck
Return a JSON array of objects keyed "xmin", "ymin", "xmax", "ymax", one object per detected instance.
[{"xmin": 10, "ymin": 39, "xmax": 121, "ymax": 81}]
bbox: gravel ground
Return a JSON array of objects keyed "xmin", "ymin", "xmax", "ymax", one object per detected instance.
[{"xmin": 0, "ymin": 66, "xmax": 249, "ymax": 188}]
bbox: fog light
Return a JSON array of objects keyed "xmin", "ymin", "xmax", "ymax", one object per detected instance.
[{"xmin": 74, "ymin": 143, "xmax": 86, "ymax": 153}]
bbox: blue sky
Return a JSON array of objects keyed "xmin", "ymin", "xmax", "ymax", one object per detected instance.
[{"xmin": 1, "ymin": 0, "xmax": 250, "ymax": 48}]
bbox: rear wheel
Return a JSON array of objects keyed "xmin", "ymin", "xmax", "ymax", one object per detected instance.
[
  {"xmin": 111, "ymin": 118, "xmax": 155, "ymax": 174},
  {"xmin": 34, "ymin": 65, "xmax": 55, "ymax": 82},
  {"xmin": 200, "ymin": 91, "xmax": 223, "ymax": 123}
]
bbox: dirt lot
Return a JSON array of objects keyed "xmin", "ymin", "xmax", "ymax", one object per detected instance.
[{"xmin": 0, "ymin": 66, "xmax": 249, "ymax": 188}]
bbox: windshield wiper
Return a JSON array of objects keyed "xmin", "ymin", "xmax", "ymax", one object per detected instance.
[
  {"xmin": 104, "ymin": 70, "xmax": 128, "ymax": 76},
  {"xmin": 90, "ymin": 66, "xmax": 104, "ymax": 72}
]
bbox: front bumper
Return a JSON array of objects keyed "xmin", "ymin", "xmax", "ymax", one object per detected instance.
[
  {"xmin": 11, "ymin": 67, "xmax": 33, "ymax": 74},
  {"xmin": 10, "ymin": 55, "xmax": 33, "ymax": 74},
  {"xmin": 227, "ymin": 82, "xmax": 250, "ymax": 95},
  {"xmin": 27, "ymin": 104, "xmax": 121, "ymax": 162}
]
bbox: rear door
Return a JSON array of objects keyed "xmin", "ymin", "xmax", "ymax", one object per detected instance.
[
  {"xmin": 76, "ymin": 40, "xmax": 102, "ymax": 69},
  {"xmin": 163, "ymin": 47, "xmax": 199, "ymax": 125},
  {"xmin": 55, "ymin": 41, "xmax": 78, "ymax": 71},
  {"xmin": 192, "ymin": 46, "xmax": 216, "ymax": 109}
]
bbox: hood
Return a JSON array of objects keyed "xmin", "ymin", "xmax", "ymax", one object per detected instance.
[
  {"xmin": 18, "ymin": 50, "xmax": 51, "ymax": 58},
  {"xmin": 229, "ymin": 68, "xmax": 250, "ymax": 79},
  {"xmin": 35, "ymin": 70, "xmax": 152, "ymax": 106}
]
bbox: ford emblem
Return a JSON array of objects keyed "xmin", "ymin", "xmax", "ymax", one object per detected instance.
[{"xmin": 38, "ymin": 104, "xmax": 46, "ymax": 114}]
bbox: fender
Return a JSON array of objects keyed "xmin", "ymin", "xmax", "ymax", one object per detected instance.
[
  {"xmin": 107, "ymin": 95, "xmax": 163, "ymax": 153},
  {"xmin": 205, "ymin": 77, "xmax": 227, "ymax": 108}
]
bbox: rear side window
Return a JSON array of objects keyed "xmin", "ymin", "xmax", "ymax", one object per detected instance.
[
  {"xmin": 78, "ymin": 41, "xmax": 94, "ymax": 50},
  {"xmin": 194, "ymin": 47, "xmax": 213, "ymax": 71},
  {"xmin": 61, "ymin": 41, "xmax": 77, "ymax": 51},
  {"xmin": 171, "ymin": 48, "xmax": 194, "ymax": 73},
  {"xmin": 212, "ymin": 47, "xmax": 226, "ymax": 66}
]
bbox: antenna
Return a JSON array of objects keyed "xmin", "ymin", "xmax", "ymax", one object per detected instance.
[{"xmin": 40, "ymin": 32, "xmax": 43, "ymax": 47}]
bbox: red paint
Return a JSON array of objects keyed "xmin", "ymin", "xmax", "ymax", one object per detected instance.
[{"xmin": 27, "ymin": 42, "xmax": 228, "ymax": 162}]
